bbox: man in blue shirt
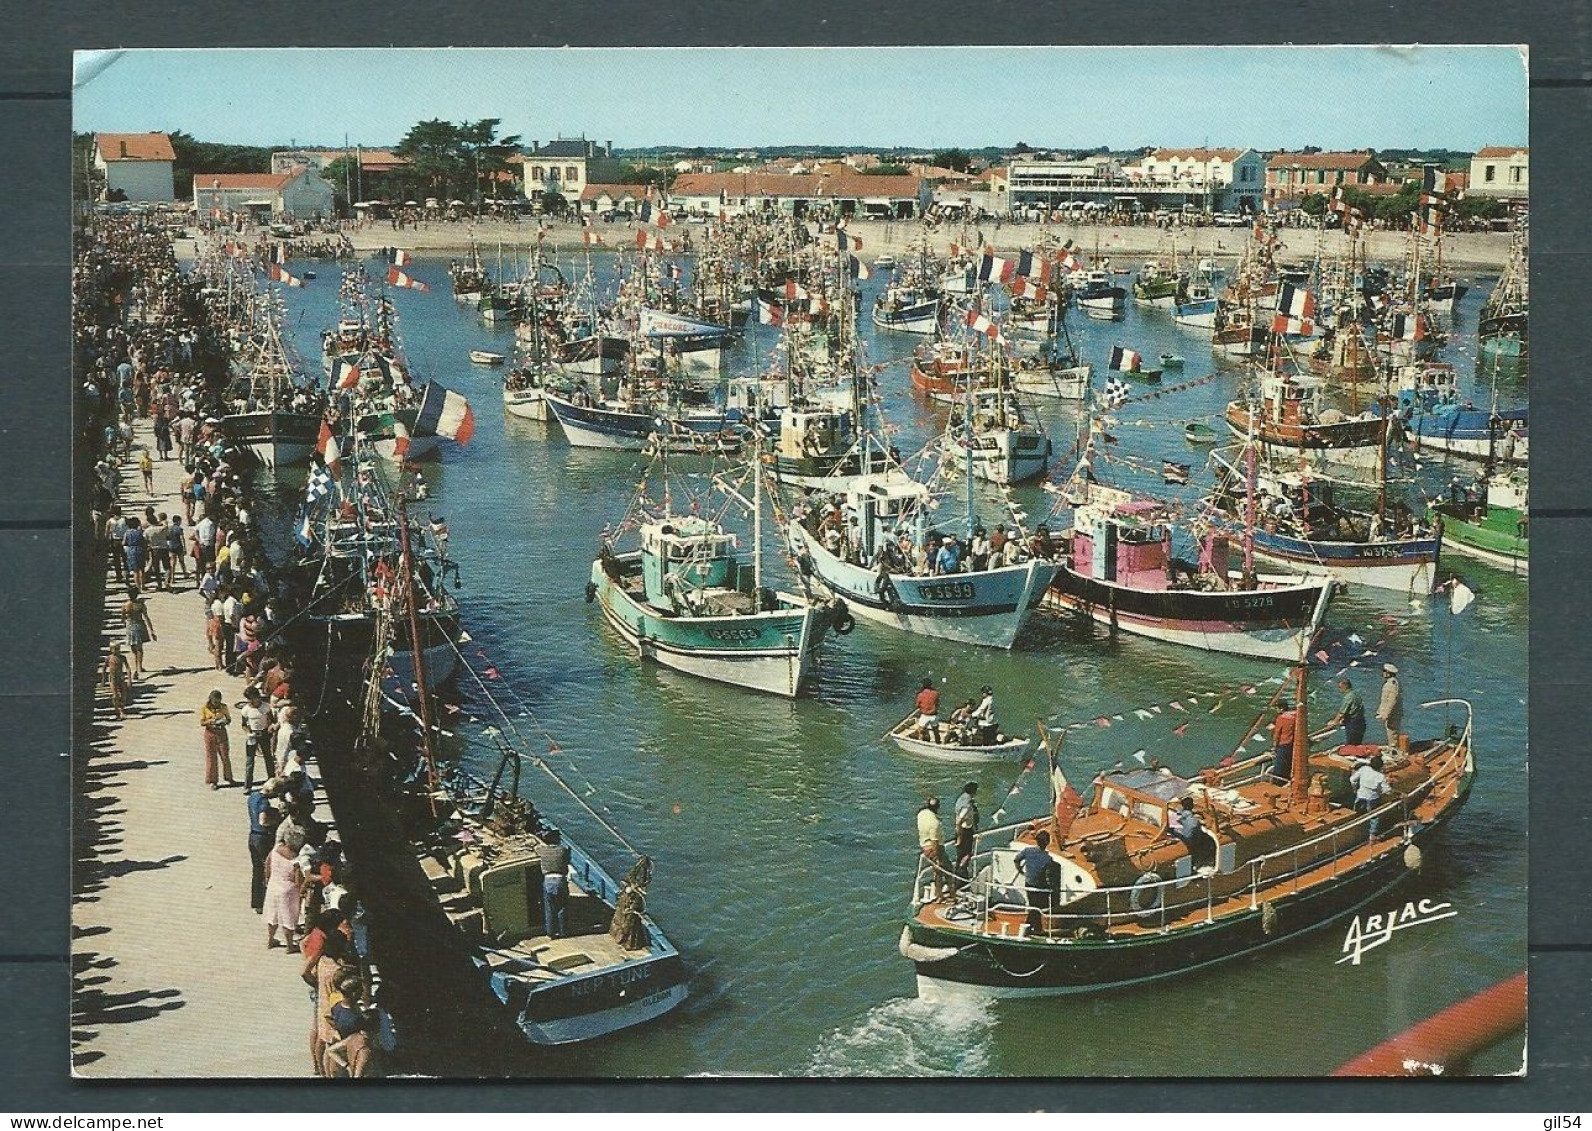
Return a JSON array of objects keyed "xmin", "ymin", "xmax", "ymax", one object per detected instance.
[
  {"xmin": 1013, "ymin": 831, "xmax": 1058, "ymax": 934},
  {"xmin": 246, "ymin": 785, "xmax": 282, "ymax": 914},
  {"xmin": 934, "ymin": 536, "xmax": 962, "ymax": 576}
]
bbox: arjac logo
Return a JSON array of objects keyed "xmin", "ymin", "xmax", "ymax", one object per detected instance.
[{"xmin": 1337, "ymin": 898, "xmax": 1457, "ymax": 966}]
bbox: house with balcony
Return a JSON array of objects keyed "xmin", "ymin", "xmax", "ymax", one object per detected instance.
[
  {"xmin": 1120, "ymin": 147, "xmax": 1266, "ymax": 213},
  {"xmin": 1467, "ymin": 146, "xmax": 1527, "ymax": 200}
]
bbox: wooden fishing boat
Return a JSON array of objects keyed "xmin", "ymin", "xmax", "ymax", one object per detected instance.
[
  {"xmin": 1225, "ymin": 373, "xmax": 1389, "ymax": 470},
  {"xmin": 886, "ymin": 712, "xmax": 1030, "ymax": 762},
  {"xmin": 1428, "ymin": 471, "xmax": 1528, "ymax": 574},
  {"xmin": 1184, "ymin": 422, "xmax": 1219, "ymax": 444},
  {"xmin": 469, "ymin": 349, "xmax": 506, "ymax": 366},
  {"xmin": 902, "ymin": 673, "xmax": 1477, "ymax": 998}
]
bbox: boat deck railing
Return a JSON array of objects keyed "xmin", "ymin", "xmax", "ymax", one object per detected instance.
[{"xmin": 912, "ymin": 703, "xmax": 1472, "ymax": 940}]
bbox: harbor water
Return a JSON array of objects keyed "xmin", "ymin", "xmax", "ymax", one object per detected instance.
[{"xmin": 271, "ymin": 252, "xmax": 1526, "ymax": 1076}]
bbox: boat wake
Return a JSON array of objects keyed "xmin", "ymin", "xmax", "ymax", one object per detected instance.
[{"xmin": 807, "ymin": 995, "xmax": 996, "ymax": 1077}]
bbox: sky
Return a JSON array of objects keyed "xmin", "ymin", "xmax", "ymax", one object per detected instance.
[{"xmin": 73, "ymin": 46, "xmax": 1528, "ymax": 152}]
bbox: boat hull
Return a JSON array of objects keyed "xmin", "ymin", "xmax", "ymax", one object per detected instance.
[
  {"xmin": 1431, "ymin": 504, "xmax": 1528, "ymax": 574},
  {"xmin": 791, "ymin": 523, "xmax": 1058, "ymax": 650},
  {"xmin": 591, "ymin": 559, "xmax": 826, "ymax": 697},
  {"xmin": 1243, "ymin": 528, "xmax": 1441, "ymax": 595},
  {"xmin": 220, "ymin": 410, "xmax": 320, "ymax": 468},
  {"xmin": 909, "ymin": 801, "xmax": 1465, "ymax": 998},
  {"xmin": 1045, "ymin": 566, "xmax": 1331, "ymax": 661},
  {"xmin": 872, "ymin": 299, "xmax": 942, "ymax": 334},
  {"xmin": 1173, "ymin": 298, "xmax": 1218, "ymax": 330},
  {"xmin": 1010, "ymin": 365, "xmax": 1091, "ymax": 401},
  {"xmin": 503, "ymin": 387, "xmax": 550, "ymax": 421}
]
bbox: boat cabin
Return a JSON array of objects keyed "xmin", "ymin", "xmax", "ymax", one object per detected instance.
[
  {"xmin": 639, "ymin": 517, "xmax": 740, "ymax": 612},
  {"xmin": 1069, "ymin": 490, "xmax": 1173, "ymax": 587},
  {"xmin": 1257, "ymin": 373, "xmax": 1328, "ymax": 426},
  {"xmin": 776, "ymin": 404, "xmax": 856, "ymax": 461},
  {"xmin": 842, "ymin": 472, "xmax": 932, "ymax": 559}
]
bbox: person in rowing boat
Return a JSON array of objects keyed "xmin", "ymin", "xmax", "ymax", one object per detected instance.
[
  {"xmin": 912, "ymin": 679, "xmax": 943, "ymax": 742},
  {"xmin": 971, "ymin": 686, "xmax": 998, "ymax": 745},
  {"xmin": 946, "ymin": 699, "xmax": 977, "ymax": 744}
]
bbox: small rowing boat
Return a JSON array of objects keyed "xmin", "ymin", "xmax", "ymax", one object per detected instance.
[
  {"xmin": 1184, "ymin": 422, "xmax": 1219, "ymax": 444},
  {"xmin": 469, "ymin": 350, "xmax": 506, "ymax": 366},
  {"xmin": 886, "ymin": 712, "xmax": 1031, "ymax": 762},
  {"xmin": 1160, "ymin": 352, "xmax": 1185, "ymax": 369}
]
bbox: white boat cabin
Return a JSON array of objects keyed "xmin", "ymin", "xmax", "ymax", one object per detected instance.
[{"xmin": 639, "ymin": 517, "xmax": 740, "ymax": 612}]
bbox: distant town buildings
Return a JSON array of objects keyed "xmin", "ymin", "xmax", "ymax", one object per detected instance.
[
  {"xmin": 521, "ymin": 138, "xmax": 622, "ymax": 202},
  {"xmin": 1264, "ymin": 151, "xmax": 1387, "ymax": 204},
  {"xmin": 192, "ymin": 167, "xmax": 336, "ymax": 220},
  {"xmin": 93, "ymin": 132, "xmax": 176, "ymax": 202},
  {"xmin": 666, "ymin": 171, "xmax": 927, "ymax": 218},
  {"xmin": 270, "ymin": 148, "xmax": 409, "ymax": 177},
  {"xmin": 1120, "ymin": 148, "xmax": 1266, "ymax": 212},
  {"xmin": 1467, "ymin": 146, "xmax": 1528, "ymax": 200}
]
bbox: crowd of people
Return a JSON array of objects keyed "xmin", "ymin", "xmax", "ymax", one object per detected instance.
[
  {"xmin": 801, "ymin": 493, "xmax": 1058, "ymax": 580},
  {"xmin": 76, "ymin": 213, "xmax": 389, "ymax": 1076}
]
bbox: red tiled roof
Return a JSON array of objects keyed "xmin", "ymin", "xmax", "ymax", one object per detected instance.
[
  {"xmin": 1474, "ymin": 146, "xmax": 1527, "ymax": 159},
  {"xmin": 669, "ymin": 172, "xmax": 923, "ymax": 200},
  {"xmin": 96, "ymin": 132, "xmax": 176, "ymax": 162},
  {"xmin": 192, "ymin": 173, "xmax": 296, "ymax": 191},
  {"xmin": 578, "ymin": 182, "xmax": 653, "ymax": 202},
  {"xmin": 1266, "ymin": 151, "xmax": 1379, "ymax": 170}
]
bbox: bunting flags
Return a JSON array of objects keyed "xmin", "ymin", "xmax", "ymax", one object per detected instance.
[
  {"xmin": 635, "ymin": 228, "xmax": 648, "ymax": 249},
  {"xmin": 385, "ymin": 266, "xmax": 429, "ymax": 292},
  {"xmin": 756, "ymin": 297, "xmax": 785, "ymax": 326},
  {"xmin": 414, "ymin": 382, "xmax": 476, "ymax": 445},
  {"xmin": 268, "ymin": 263, "xmax": 305, "ymax": 288},
  {"xmin": 1108, "ymin": 345, "xmax": 1142, "ymax": 373},
  {"xmin": 656, "ymin": 209, "xmax": 672, "ymax": 229},
  {"xmin": 390, "ymin": 416, "xmax": 410, "ymax": 460},
  {"xmin": 581, "ymin": 229, "xmax": 606, "ymax": 246},
  {"xmin": 1011, "ymin": 277, "xmax": 1047, "ymax": 302}
]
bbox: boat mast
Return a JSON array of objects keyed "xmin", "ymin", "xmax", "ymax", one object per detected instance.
[
  {"xmin": 1290, "ymin": 662, "xmax": 1310, "ymax": 804},
  {"xmin": 1243, "ymin": 415, "xmax": 1258, "ymax": 581},
  {"xmin": 396, "ymin": 498, "xmax": 440, "ymax": 812},
  {"xmin": 751, "ymin": 435, "xmax": 763, "ymax": 596}
]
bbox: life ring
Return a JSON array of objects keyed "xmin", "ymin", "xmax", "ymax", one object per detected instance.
[
  {"xmin": 584, "ymin": 581, "xmax": 597, "ymax": 604},
  {"xmin": 1129, "ymin": 871, "xmax": 1163, "ymax": 915}
]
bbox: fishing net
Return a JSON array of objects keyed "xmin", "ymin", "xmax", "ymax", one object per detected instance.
[{"xmin": 608, "ymin": 855, "xmax": 654, "ymax": 951}]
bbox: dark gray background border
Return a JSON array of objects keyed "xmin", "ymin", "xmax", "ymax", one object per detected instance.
[{"xmin": 3, "ymin": 0, "xmax": 1587, "ymax": 1111}]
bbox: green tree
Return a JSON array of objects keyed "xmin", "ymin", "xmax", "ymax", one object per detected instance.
[
  {"xmin": 931, "ymin": 148, "xmax": 973, "ymax": 173},
  {"xmin": 459, "ymin": 118, "xmax": 523, "ymax": 204},
  {"xmin": 1456, "ymin": 196, "xmax": 1505, "ymax": 222},
  {"xmin": 539, "ymin": 191, "xmax": 569, "ymax": 216},
  {"xmin": 618, "ymin": 163, "xmax": 669, "ymax": 187},
  {"xmin": 394, "ymin": 118, "xmax": 466, "ymax": 199},
  {"xmin": 1299, "ymin": 192, "xmax": 1328, "ymax": 218},
  {"xmin": 1013, "ymin": 141, "xmax": 1032, "ymax": 154},
  {"xmin": 862, "ymin": 164, "xmax": 910, "ymax": 176}
]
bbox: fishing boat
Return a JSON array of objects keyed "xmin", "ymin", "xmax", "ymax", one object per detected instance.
[
  {"xmin": 469, "ymin": 350, "xmax": 506, "ymax": 366},
  {"xmin": 1160, "ymin": 353, "xmax": 1185, "ymax": 369},
  {"xmin": 885, "ymin": 711, "xmax": 1031, "ymax": 762},
  {"xmin": 449, "ymin": 238, "xmax": 491, "ymax": 302},
  {"xmin": 1225, "ymin": 373, "xmax": 1389, "ymax": 470},
  {"xmin": 416, "ymin": 756, "xmax": 689, "ymax": 1044},
  {"xmin": 1384, "ymin": 389, "xmax": 1528, "ymax": 466},
  {"xmin": 221, "ymin": 304, "xmax": 322, "ymax": 469},
  {"xmin": 1076, "ymin": 270, "xmax": 1126, "ymax": 320},
  {"xmin": 1206, "ymin": 444, "xmax": 1442, "ymax": 596},
  {"xmin": 587, "ymin": 451, "xmax": 847, "ymax": 697},
  {"xmin": 901, "ymin": 674, "xmax": 1476, "ymax": 998},
  {"xmin": 788, "ymin": 469, "xmax": 1060, "ymax": 649},
  {"xmin": 1010, "ymin": 307, "xmax": 1092, "ymax": 401},
  {"xmin": 874, "ymin": 254, "xmax": 897, "ymax": 270},
  {"xmin": 873, "ymin": 284, "xmax": 944, "ymax": 334},
  {"xmin": 1131, "ymin": 262, "xmax": 1183, "ymax": 308},
  {"xmin": 544, "ymin": 386, "xmax": 745, "ymax": 453},
  {"xmin": 1172, "ymin": 282, "xmax": 1218, "ymax": 331},
  {"xmin": 1477, "ymin": 220, "xmax": 1527, "ymax": 366},
  {"xmin": 1184, "ymin": 422, "xmax": 1219, "ymax": 444},
  {"xmin": 941, "ymin": 386, "xmax": 1052, "ymax": 486},
  {"xmin": 1428, "ymin": 470, "xmax": 1528, "ymax": 574},
  {"xmin": 639, "ymin": 306, "xmax": 733, "ymax": 377},
  {"xmin": 1044, "ymin": 475, "xmax": 1336, "ymax": 661}
]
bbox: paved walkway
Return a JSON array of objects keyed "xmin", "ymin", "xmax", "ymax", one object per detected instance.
[{"xmin": 72, "ymin": 422, "xmax": 315, "ymax": 1078}]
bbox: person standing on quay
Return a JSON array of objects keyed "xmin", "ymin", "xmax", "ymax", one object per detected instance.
[
  {"xmin": 265, "ymin": 827, "xmax": 306, "ymax": 952},
  {"xmin": 239, "ymin": 685, "xmax": 276, "ymax": 792},
  {"xmin": 247, "ymin": 787, "xmax": 282, "ymax": 915},
  {"xmin": 121, "ymin": 586, "xmax": 155, "ymax": 680},
  {"xmin": 199, "ymin": 689, "xmax": 236, "ymax": 789}
]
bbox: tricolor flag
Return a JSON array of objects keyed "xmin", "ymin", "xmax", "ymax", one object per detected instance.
[
  {"xmin": 1010, "ymin": 277, "xmax": 1047, "ymax": 301},
  {"xmin": 332, "ymin": 358, "xmax": 363, "ymax": 391},
  {"xmin": 390, "ymin": 415, "xmax": 411, "ymax": 460},
  {"xmin": 1271, "ymin": 313, "xmax": 1316, "ymax": 337},
  {"xmin": 1393, "ymin": 312, "xmax": 1424, "ymax": 341},
  {"xmin": 756, "ymin": 297, "xmax": 786, "ymax": 327},
  {"xmin": 316, "ymin": 419, "xmax": 341, "ymax": 475},
  {"xmin": 1329, "ymin": 186, "xmax": 1347, "ymax": 215},
  {"xmin": 269, "ymin": 263, "xmax": 305, "ymax": 288},
  {"xmin": 964, "ymin": 309, "xmax": 1001, "ymax": 340},
  {"xmin": 386, "ymin": 266, "xmax": 429, "ymax": 292},
  {"xmin": 414, "ymin": 382, "xmax": 476, "ymax": 446},
  {"xmin": 1048, "ymin": 740, "xmax": 1084, "ymax": 838},
  {"xmin": 656, "ymin": 209, "xmax": 672, "ymax": 229},
  {"xmin": 635, "ymin": 229, "xmax": 648, "ymax": 249},
  {"xmin": 978, "ymin": 254, "xmax": 1015, "ymax": 283},
  {"xmin": 294, "ymin": 511, "xmax": 315, "ymax": 549},
  {"xmin": 1014, "ymin": 249, "xmax": 1049, "ymax": 281},
  {"xmin": 1278, "ymin": 282, "xmax": 1316, "ymax": 321},
  {"xmin": 848, "ymin": 254, "xmax": 870, "ymax": 280},
  {"xmin": 1162, "ymin": 460, "xmax": 1191, "ymax": 486},
  {"xmin": 379, "ymin": 247, "xmax": 414, "ymax": 266},
  {"xmin": 783, "ymin": 280, "xmax": 811, "ymax": 302},
  {"xmin": 581, "ymin": 229, "xmax": 606, "ymax": 246},
  {"xmin": 836, "ymin": 227, "xmax": 862, "ymax": 251},
  {"xmin": 1108, "ymin": 345, "xmax": 1142, "ymax": 373},
  {"xmin": 639, "ymin": 201, "xmax": 653, "ymax": 223}
]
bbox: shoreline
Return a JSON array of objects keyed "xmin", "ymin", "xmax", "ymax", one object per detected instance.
[{"xmin": 340, "ymin": 217, "xmax": 1513, "ymax": 272}]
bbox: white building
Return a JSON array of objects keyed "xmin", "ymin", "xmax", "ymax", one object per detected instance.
[
  {"xmin": 521, "ymin": 138, "xmax": 622, "ymax": 202},
  {"xmin": 667, "ymin": 172, "xmax": 927, "ymax": 219},
  {"xmin": 93, "ymin": 133, "xmax": 176, "ymax": 202},
  {"xmin": 1468, "ymin": 146, "xmax": 1528, "ymax": 199},
  {"xmin": 192, "ymin": 167, "xmax": 336, "ymax": 220},
  {"xmin": 1120, "ymin": 147, "xmax": 1266, "ymax": 212}
]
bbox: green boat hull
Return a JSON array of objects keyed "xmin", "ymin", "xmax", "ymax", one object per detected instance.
[{"xmin": 1431, "ymin": 503, "xmax": 1528, "ymax": 573}]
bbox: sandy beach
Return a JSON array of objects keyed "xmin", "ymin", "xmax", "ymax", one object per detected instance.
[{"xmin": 343, "ymin": 216, "xmax": 1512, "ymax": 272}]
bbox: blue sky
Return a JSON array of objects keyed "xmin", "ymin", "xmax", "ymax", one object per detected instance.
[{"xmin": 74, "ymin": 46, "xmax": 1527, "ymax": 151}]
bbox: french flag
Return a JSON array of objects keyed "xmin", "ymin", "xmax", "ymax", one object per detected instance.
[
  {"xmin": 1108, "ymin": 345, "xmax": 1142, "ymax": 373},
  {"xmin": 836, "ymin": 227, "xmax": 862, "ymax": 251},
  {"xmin": 380, "ymin": 247, "xmax": 414, "ymax": 266},
  {"xmin": 964, "ymin": 309, "xmax": 1000, "ymax": 340},
  {"xmin": 269, "ymin": 263, "xmax": 305, "ymax": 288},
  {"xmin": 756, "ymin": 298, "xmax": 785, "ymax": 327},
  {"xmin": 415, "ymin": 382, "xmax": 476, "ymax": 446},
  {"xmin": 978, "ymin": 254, "xmax": 1015, "ymax": 283},
  {"xmin": 1014, "ymin": 250, "xmax": 1049, "ymax": 281},
  {"xmin": 1277, "ymin": 282, "xmax": 1316, "ymax": 320},
  {"xmin": 316, "ymin": 419, "xmax": 341, "ymax": 475}
]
